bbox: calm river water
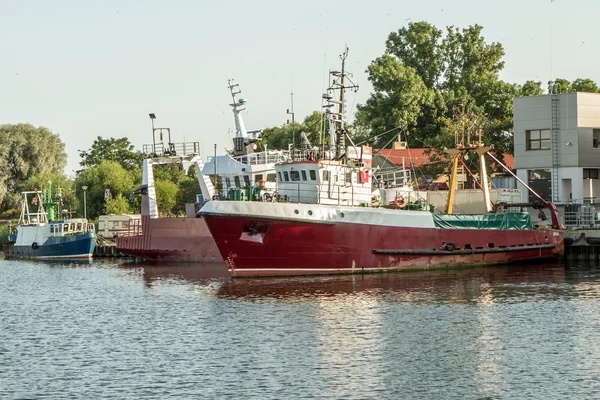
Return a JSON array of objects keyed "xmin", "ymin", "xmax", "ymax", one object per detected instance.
[{"xmin": 1, "ymin": 258, "xmax": 600, "ymax": 399}]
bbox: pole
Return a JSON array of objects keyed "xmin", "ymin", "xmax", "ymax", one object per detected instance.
[
  {"xmin": 151, "ymin": 119, "xmax": 156, "ymax": 156},
  {"xmin": 82, "ymin": 186, "xmax": 88, "ymax": 219},
  {"xmin": 213, "ymin": 144, "xmax": 217, "ymax": 194}
]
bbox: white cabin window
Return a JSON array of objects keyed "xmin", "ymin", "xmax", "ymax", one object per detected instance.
[
  {"xmin": 254, "ymin": 174, "xmax": 263, "ymax": 182},
  {"xmin": 225, "ymin": 177, "xmax": 231, "ymax": 188},
  {"xmin": 322, "ymin": 171, "xmax": 329, "ymax": 181},
  {"xmin": 277, "ymin": 172, "xmax": 282, "ymax": 181},
  {"xmin": 50, "ymin": 225, "xmax": 54, "ymax": 233},
  {"xmin": 77, "ymin": 223, "xmax": 83, "ymax": 231},
  {"xmin": 310, "ymin": 170, "xmax": 317, "ymax": 181},
  {"xmin": 267, "ymin": 173, "xmax": 276, "ymax": 182},
  {"xmin": 234, "ymin": 176, "xmax": 241, "ymax": 187},
  {"xmin": 284, "ymin": 171, "xmax": 290, "ymax": 181},
  {"xmin": 244, "ymin": 175, "xmax": 251, "ymax": 186},
  {"xmin": 70, "ymin": 223, "xmax": 75, "ymax": 232},
  {"xmin": 345, "ymin": 173, "xmax": 352, "ymax": 184},
  {"xmin": 301, "ymin": 170, "xmax": 307, "ymax": 181},
  {"xmin": 64, "ymin": 224, "xmax": 69, "ymax": 232},
  {"xmin": 290, "ymin": 171, "xmax": 301, "ymax": 182}
]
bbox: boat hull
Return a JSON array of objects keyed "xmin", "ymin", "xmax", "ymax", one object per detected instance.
[
  {"xmin": 116, "ymin": 215, "xmax": 222, "ymax": 262},
  {"xmin": 200, "ymin": 202, "xmax": 564, "ymax": 277},
  {"xmin": 4, "ymin": 232, "xmax": 96, "ymax": 259}
]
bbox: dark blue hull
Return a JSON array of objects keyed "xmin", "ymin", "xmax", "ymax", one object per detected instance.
[{"xmin": 5, "ymin": 232, "xmax": 96, "ymax": 259}]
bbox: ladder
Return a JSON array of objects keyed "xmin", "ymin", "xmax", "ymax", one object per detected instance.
[{"xmin": 551, "ymin": 94, "xmax": 560, "ymax": 201}]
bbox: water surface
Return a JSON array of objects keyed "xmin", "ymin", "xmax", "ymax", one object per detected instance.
[{"xmin": 1, "ymin": 259, "xmax": 599, "ymax": 399}]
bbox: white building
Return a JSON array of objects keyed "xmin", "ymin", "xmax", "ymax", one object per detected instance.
[{"xmin": 514, "ymin": 92, "xmax": 600, "ymax": 204}]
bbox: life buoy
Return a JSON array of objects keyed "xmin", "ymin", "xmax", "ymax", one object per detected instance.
[
  {"xmin": 444, "ymin": 242, "xmax": 456, "ymax": 252},
  {"xmin": 389, "ymin": 194, "xmax": 406, "ymax": 209},
  {"xmin": 32, "ymin": 242, "xmax": 38, "ymax": 250}
]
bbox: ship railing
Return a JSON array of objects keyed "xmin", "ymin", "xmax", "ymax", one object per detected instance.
[
  {"xmin": 205, "ymin": 150, "xmax": 288, "ymax": 166},
  {"xmin": 118, "ymin": 218, "xmax": 144, "ymax": 237},
  {"xmin": 142, "ymin": 141, "xmax": 200, "ymax": 157}
]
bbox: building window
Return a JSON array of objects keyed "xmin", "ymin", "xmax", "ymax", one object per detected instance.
[
  {"xmin": 528, "ymin": 169, "xmax": 552, "ymax": 201},
  {"xmin": 526, "ymin": 129, "xmax": 551, "ymax": 150},
  {"xmin": 584, "ymin": 169, "xmax": 600, "ymax": 179},
  {"xmin": 310, "ymin": 170, "xmax": 317, "ymax": 181},
  {"xmin": 267, "ymin": 173, "xmax": 276, "ymax": 182},
  {"xmin": 594, "ymin": 129, "xmax": 600, "ymax": 149}
]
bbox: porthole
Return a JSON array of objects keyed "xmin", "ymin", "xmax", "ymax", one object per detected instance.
[
  {"xmin": 340, "ymin": 212, "xmax": 345, "ymax": 218},
  {"xmin": 308, "ymin": 210, "xmax": 313, "ymax": 216},
  {"xmin": 294, "ymin": 209, "xmax": 299, "ymax": 214}
]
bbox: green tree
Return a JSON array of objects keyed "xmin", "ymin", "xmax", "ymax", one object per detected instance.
[
  {"xmin": 75, "ymin": 161, "xmax": 137, "ymax": 219},
  {"xmin": 104, "ymin": 193, "xmax": 132, "ymax": 215},
  {"xmin": 520, "ymin": 80, "xmax": 544, "ymax": 96},
  {"xmin": 547, "ymin": 78, "xmax": 572, "ymax": 94},
  {"xmin": 257, "ymin": 111, "xmax": 326, "ymax": 150},
  {"xmin": 0, "ymin": 124, "xmax": 67, "ymax": 216},
  {"xmin": 571, "ymin": 78, "xmax": 600, "ymax": 93},
  {"xmin": 155, "ymin": 180, "xmax": 178, "ymax": 216},
  {"xmin": 356, "ymin": 22, "xmax": 517, "ymax": 171},
  {"xmin": 81, "ymin": 136, "xmax": 145, "ymax": 170}
]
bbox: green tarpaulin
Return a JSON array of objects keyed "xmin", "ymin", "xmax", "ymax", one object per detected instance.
[{"xmin": 432, "ymin": 213, "xmax": 533, "ymax": 230}]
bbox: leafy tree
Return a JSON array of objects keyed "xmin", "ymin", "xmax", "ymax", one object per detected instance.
[
  {"xmin": 356, "ymin": 22, "xmax": 518, "ymax": 172},
  {"xmin": 572, "ymin": 78, "xmax": 600, "ymax": 93},
  {"xmin": 104, "ymin": 193, "xmax": 132, "ymax": 215},
  {"xmin": 547, "ymin": 78, "xmax": 572, "ymax": 94},
  {"xmin": 0, "ymin": 124, "xmax": 67, "ymax": 216},
  {"xmin": 81, "ymin": 136, "xmax": 145, "ymax": 170},
  {"xmin": 257, "ymin": 111, "xmax": 326, "ymax": 150},
  {"xmin": 520, "ymin": 80, "xmax": 544, "ymax": 96},
  {"xmin": 154, "ymin": 180, "xmax": 178, "ymax": 216},
  {"xmin": 75, "ymin": 161, "xmax": 137, "ymax": 219}
]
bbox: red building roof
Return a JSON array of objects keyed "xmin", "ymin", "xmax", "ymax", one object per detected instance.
[{"xmin": 377, "ymin": 148, "xmax": 514, "ymax": 169}]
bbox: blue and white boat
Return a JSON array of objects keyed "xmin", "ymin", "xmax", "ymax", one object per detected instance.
[{"xmin": 4, "ymin": 184, "xmax": 96, "ymax": 259}]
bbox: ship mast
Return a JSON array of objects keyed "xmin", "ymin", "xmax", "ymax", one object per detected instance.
[
  {"xmin": 323, "ymin": 47, "xmax": 359, "ymax": 160},
  {"xmin": 228, "ymin": 79, "xmax": 260, "ymax": 156}
]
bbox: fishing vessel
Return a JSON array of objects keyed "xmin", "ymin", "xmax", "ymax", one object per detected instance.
[
  {"xmin": 4, "ymin": 183, "xmax": 96, "ymax": 259},
  {"xmin": 199, "ymin": 48, "xmax": 564, "ymax": 277},
  {"xmin": 116, "ymin": 80, "xmax": 286, "ymax": 261}
]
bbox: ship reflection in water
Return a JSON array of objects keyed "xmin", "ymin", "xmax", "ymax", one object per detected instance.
[
  {"xmin": 215, "ymin": 262, "xmax": 576, "ymax": 303},
  {"xmin": 120, "ymin": 259, "xmax": 596, "ymax": 305}
]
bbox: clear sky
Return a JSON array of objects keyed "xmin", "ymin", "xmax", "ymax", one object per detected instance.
[{"xmin": 1, "ymin": 0, "xmax": 596, "ymax": 174}]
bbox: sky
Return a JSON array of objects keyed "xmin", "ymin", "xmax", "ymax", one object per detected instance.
[{"xmin": 1, "ymin": 0, "xmax": 597, "ymax": 175}]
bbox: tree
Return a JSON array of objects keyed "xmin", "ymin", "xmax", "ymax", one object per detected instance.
[
  {"xmin": 75, "ymin": 161, "xmax": 138, "ymax": 219},
  {"xmin": 520, "ymin": 80, "xmax": 544, "ymax": 96},
  {"xmin": 356, "ymin": 22, "xmax": 518, "ymax": 172},
  {"xmin": 572, "ymin": 78, "xmax": 600, "ymax": 93},
  {"xmin": 0, "ymin": 124, "xmax": 67, "ymax": 216},
  {"xmin": 155, "ymin": 180, "xmax": 178, "ymax": 216},
  {"xmin": 257, "ymin": 111, "xmax": 326, "ymax": 150},
  {"xmin": 104, "ymin": 193, "xmax": 132, "ymax": 215},
  {"xmin": 81, "ymin": 136, "xmax": 145, "ymax": 170}
]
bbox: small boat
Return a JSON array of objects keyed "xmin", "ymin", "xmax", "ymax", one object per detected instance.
[
  {"xmin": 4, "ymin": 183, "xmax": 96, "ymax": 259},
  {"xmin": 199, "ymin": 48, "xmax": 564, "ymax": 277}
]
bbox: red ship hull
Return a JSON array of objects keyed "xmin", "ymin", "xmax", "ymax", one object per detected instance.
[
  {"xmin": 116, "ymin": 215, "xmax": 222, "ymax": 262},
  {"xmin": 200, "ymin": 202, "xmax": 564, "ymax": 277}
]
